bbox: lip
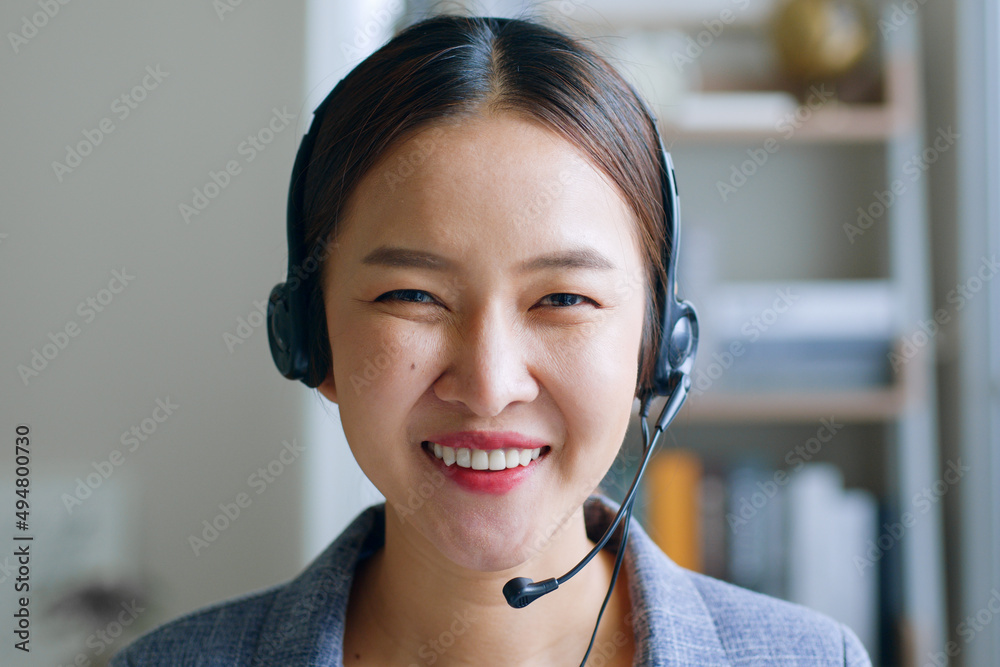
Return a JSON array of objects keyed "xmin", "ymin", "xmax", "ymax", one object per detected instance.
[
  {"xmin": 420, "ymin": 441, "xmax": 549, "ymax": 495},
  {"xmin": 422, "ymin": 430, "xmax": 550, "ymax": 451}
]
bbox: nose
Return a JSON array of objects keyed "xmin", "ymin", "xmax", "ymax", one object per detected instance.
[{"xmin": 432, "ymin": 300, "xmax": 539, "ymax": 417}]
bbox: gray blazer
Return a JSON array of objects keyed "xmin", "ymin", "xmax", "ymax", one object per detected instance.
[{"xmin": 110, "ymin": 495, "xmax": 873, "ymax": 666}]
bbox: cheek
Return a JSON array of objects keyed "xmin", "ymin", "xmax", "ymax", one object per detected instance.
[
  {"xmin": 328, "ymin": 314, "xmax": 427, "ymax": 483},
  {"xmin": 331, "ymin": 313, "xmax": 422, "ymax": 404},
  {"xmin": 550, "ymin": 307, "xmax": 643, "ymax": 406},
  {"xmin": 544, "ymin": 311, "xmax": 643, "ymax": 490}
]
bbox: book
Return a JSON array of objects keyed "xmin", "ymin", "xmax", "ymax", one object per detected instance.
[
  {"xmin": 645, "ymin": 449, "xmax": 702, "ymax": 571},
  {"xmin": 787, "ymin": 463, "xmax": 878, "ymax": 657},
  {"xmin": 726, "ymin": 461, "xmax": 785, "ymax": 598},
  {"xmin": 700, "ymin": 471, "xmax": 729, "ymax": 580}
]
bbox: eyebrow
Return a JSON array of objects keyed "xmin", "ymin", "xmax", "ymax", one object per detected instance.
[{"xmin": 361, "ymin": 245, "xmax": 617, "ymax": 273}]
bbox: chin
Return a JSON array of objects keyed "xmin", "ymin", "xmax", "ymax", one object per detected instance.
[{"xmin": 417, "ymin": 504, "xmax": 552, "ymax": 573}]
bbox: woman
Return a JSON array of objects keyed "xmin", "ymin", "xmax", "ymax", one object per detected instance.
[{"xmin": 111, "ymin": 13, "xmax": 872, "ymax": 666}]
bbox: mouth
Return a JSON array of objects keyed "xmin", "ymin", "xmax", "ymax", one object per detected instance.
[{"xmin": 421, "ymin": 441, "xmax": 550, "ymax": 470}]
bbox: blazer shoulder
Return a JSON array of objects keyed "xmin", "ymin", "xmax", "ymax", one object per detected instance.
[
  {"xmin": 108, "ymin": 583, "xmax": 284, "ymax": 667},
  {"xmin": 685, "ymin": 571, "xmax": 873, "ymax": 667}
]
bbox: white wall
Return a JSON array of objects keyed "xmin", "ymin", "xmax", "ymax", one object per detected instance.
[
  {"xmin": 298, "ymin": 0, "xmax": 402, "ymax": 563},
  {"xmin": 1, "ymin": 0, "xmax": 313, "ymax": 658}
]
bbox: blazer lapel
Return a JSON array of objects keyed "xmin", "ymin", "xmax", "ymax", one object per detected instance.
[
  {"xmin": 251, "ymin": 497, "xmax": 731, "ymax": 667},
  {"xmin": 251, "ymin": 505, "xmax": 384, "ymax": 666},
  {"xmin": 585, "ymin": 495, "xmax": 732, "ymax": 667}
]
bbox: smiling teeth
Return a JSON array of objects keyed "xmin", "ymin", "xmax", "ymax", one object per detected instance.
[{"xmin": 428, "ymin": 443, "xmax": 542, "ymax": 469}]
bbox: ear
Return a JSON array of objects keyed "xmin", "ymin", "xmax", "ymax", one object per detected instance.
[{"xmin": 316, "ymin": 365, "xmax": 338, "ymax": 404}]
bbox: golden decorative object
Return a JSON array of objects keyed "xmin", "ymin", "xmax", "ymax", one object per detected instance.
[{"xmin": 772, "ymin": 0, "xmax": 874, "ymax": 83}]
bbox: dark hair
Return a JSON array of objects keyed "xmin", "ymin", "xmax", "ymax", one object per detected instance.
[{"xmin": 301, "ymin": 13, "xmax": 668, "ymax": 397}]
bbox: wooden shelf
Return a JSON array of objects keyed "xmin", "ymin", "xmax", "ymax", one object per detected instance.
[
  {"xmin": 652, "ymin": 340, "xmax": 928, "ymax": 425},
  {"xmin": 663, "ymin": 105, "xmax": 902, "ymax": 144},
  {"xmin": 660, "ymin": 55, "xmax": 917, "ymax": 144},
  {"xmin": 676, "ymin": 384, "xmax": 905, "ymax": 424}
]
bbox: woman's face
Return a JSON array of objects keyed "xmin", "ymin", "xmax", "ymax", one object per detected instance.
[{"xmin": 317, "ymin": 112, "xmax": 648, "ymax": 572}]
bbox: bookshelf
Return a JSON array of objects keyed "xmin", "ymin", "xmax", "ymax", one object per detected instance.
[{"xmin": 543, "ymin": 4, "xmax": 947, "ymax": 666}]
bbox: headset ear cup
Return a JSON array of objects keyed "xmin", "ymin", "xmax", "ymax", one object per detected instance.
[
  {"xmin": 670, "ymin": 301, "xmax": 699, "ymax": 377},
  {"xmin": 268, "ymin": 280, "xmax": 328, "ymax": 387},
  {"xmin": 268, "ymin": 282, "xmax": 299, "ymax": 380},
  {"xmin": 652, "ymin": 302, "xmax": 699, "ymax": 397}
]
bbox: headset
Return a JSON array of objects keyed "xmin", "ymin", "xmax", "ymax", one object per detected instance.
[{"xmin": 267, "ymin": 49, "xmax": 699, "ymax": 667}]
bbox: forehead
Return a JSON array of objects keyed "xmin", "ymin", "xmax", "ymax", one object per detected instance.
[{"xmin": 338, "ymin": 112, "xmax": 640, "ymax": 262}]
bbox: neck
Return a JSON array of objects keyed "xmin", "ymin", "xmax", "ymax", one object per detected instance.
[{"xmin": 344, "ymin": 502, "xmax": 634, "ymax": 667}]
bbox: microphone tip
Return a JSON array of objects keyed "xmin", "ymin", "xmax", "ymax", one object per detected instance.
[
  {"xmin": 503, "ymin": 577, "xmax": 535, "ymax": 609},
  {"xmin": 503, "ymin": 577, "xmax": 560, "ymax": 609}
]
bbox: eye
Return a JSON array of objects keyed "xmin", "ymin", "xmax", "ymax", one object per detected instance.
[
  {"xmin": 375, "ymin": 289, "xmax": 598, "ymax": 308},
  {"xmin": 538, "ymin": 293, "xmax": 598, "ymax": 308},
  {"xmin": 375, "ymin": 289, "xmax": 437, "ymax": 304}
]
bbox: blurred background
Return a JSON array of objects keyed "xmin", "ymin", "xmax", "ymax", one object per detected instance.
[{"xmin": 1, "ymin": 0, "xmax": 996, "ymax": 665}]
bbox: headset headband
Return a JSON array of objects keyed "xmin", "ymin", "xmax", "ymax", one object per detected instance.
[{"xmin": 267, "ymin": 57, "xmax": 698, "ymax": 400}]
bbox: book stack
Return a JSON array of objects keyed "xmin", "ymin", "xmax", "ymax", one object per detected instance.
[
  {"xmin": 700, "ymin": 281, "xmax": 898, "ymax": 391},
  {"xmin": 640, "ymin": 452, "xmax": 881, "ymax": 663}
]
